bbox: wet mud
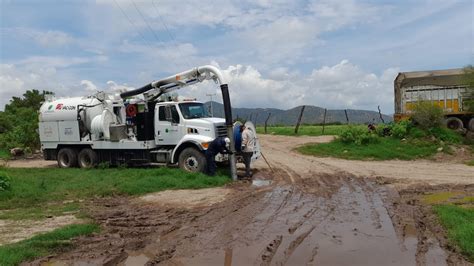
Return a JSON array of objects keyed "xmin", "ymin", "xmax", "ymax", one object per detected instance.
[
  {"xmin": 31, "ymin": 168, "xmax": 472, "ymax": 266},
  {"xmin": 28, "ymin": 135, "xmax": 473, "ymax": 265}
]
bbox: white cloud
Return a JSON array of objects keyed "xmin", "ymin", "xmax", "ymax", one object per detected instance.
[
  {"xmin": 1, "ymin": 58, "xmax": 399, "ymax": 114},
  {"xmin": 179, "ymin": 60, "xmax": 399, "ymax": 114},
  {"xmin": 106, "ymin": 81, "xmax": 135, "ymax": 93},
  {"xmin": 81, "ymin": 80, "xmax": 98, "ymax": 92},
  {"xmin": 92, "ymin": 0, "xmax": 381, "ymax": 66},
  {"xmin": 33, "ymin": 30, "xmax": 74, "ymax": 47},
  {"xmin": 0, "ymin": 55, "xmax": 107, "ymax": 110},
  {"xmin": 17, "ymin": 55, "xmax": 108, "ymax": 69},
  {"xmin": 5, "ymin": 28, "xmax": 74, "ymax": 48}
]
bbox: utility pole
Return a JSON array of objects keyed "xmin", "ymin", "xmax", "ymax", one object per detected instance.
[{"xmin": 206, "ymin": 93, "xmax": 217, "ymax": 117}]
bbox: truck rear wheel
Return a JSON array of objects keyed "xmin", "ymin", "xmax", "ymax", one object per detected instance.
[
  {"xmin": 468, "ymin": 118, "xmax": 474, "ymax": 132},
  {"xmin": 178, "ymin": 147, "xmax": 206, "ymax": 173},
  {"xmin": 445, "ymin": 117, "xmax": 464, "ymax": 131},
  {"xmin": 57, "ymin": 148, "xmax": 78, "ymax": 168},
  {"xmin": 78, "ymin": 148, "xmax": 98, "ymax": 168}
]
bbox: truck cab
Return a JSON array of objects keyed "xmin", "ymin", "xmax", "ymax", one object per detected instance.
[
  {"xmin": 154, "ymin": 100, "xmax": 226, "ymax": 145},
  {"xmin": 152, "ymin": 100, "xmax": 228, "ymax": 172}
]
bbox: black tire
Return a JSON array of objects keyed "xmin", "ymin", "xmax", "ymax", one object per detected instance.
[
  {"xmin": 78, "ymin": 148, "xmax": 98, "ymax": 168},
  {"xmin": 57, "ymin": 148, "xmax": 78, "ymax": 168},
  {"xmin": 468, "ymin": 118, "xmax": 474, "ymax": 132},
  {"xmin": 178, "ymin": 147, "xmax": 206, "ymax": 173},
  {"xmin": 445, "ymin": 117, "xmax": 464, "ymax": 130}
]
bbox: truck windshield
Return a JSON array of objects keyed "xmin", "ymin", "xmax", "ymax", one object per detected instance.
[{"xmin": 179, "ymin": 103, "xmax": 210, "ymax": 119}]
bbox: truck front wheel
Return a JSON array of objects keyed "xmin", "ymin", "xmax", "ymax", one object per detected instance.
[
  {"xmin": 78, "ymin": 148, "xmax": 98, "ymax": 168},
  {"xmin": 178, "ymin": 147, "xmax": 206, "ymax": 173},
  {"xmin": 57, "ymin": 148, "xmax": 78, "ymax": 168}
]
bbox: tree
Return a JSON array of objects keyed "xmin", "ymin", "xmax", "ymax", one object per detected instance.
[
  {"xmin": 4, "ymin": 89, "xmax": 52, "ymax": 112},
  {"xmin": 0, "ymin": 90, "xmax": 53, "ymax": 150}
]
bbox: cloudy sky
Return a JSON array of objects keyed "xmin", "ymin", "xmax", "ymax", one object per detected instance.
[{"xmin": 0, "ymin": 0, "xmax": 472, "ymax": 113}]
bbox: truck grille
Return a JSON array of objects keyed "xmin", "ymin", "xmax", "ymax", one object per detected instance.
[{"xmin": 215, "ymin": 125, "xmax": 227, "ymax": 137}]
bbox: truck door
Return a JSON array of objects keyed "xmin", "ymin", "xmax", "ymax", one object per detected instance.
[{"xmin": 155, "ymin": 104, "xmax": 183, "ymax": 145}]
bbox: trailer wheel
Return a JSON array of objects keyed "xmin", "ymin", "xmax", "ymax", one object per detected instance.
[
  {"xmin": 468, "ymin": 118, "xmax": 474, "ymax": 132},
  {"xmin": 57, "ymin": 148, "xmax": 78, "ymax": 168},
  {"xmin": 78, "ymin": 148, "xmax": 98, "ymax": 168},
  {"xmin": 178, "ymin": 147, "xmax": 206, "ymax": 173},
  {"xmin": 445, "ymin": 117, "xmax": 464, "ymax": 131}
]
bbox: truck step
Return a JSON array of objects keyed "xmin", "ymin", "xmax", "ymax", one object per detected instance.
[{"xmin": 150, "ymin": 148, "xmax": 173, "ymax": 154}]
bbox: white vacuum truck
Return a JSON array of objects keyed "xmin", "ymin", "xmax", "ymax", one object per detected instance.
[{"xmin": 38, "ymin": 65, "xmax": 256, "ymax": 180}]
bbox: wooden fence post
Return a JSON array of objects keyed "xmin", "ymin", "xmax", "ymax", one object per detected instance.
[
  {"xmin": 294, "ymin": 105, "xmax": 306, "ymax": 134},
  {"xmin": 344, "ymin": 109, "xmax": 349, "ymax": 124},
  {"xmin": 322, "ymin": 108, "xmax": 327, "ymax": 134},
  {"xmin": 264, "ymin": 113, "xmax": 271, "ymax": 134},
  {"xmin": 377, "ymin": 105, "xmax": 385, "ymax": 124}
]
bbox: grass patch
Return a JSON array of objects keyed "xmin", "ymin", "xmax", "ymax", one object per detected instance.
[
  {"xmin": 297, "ymin": 137, "xmax": 438, "ymax": 160},
  {"xmin": 0, "ymin": 149, "xmax": 10, "ymax": 160},
  {"xmin": 423, "ymin": 191, "xmax": 463, "ymax": 205},
  {"xmin": 434, "ymin": 205, "xmax": 474, "ymax": 261},
  {"xmin": 0, "ymin": 167, "xmax": 229, "ymax": 264},
  {"xmin": 256, "ymin": 125, "xmax": 362, "ymax": 136},
  {"xmin": 466, "ymin": 160, "xmax": 474, "ymax": 166},
  {"xmin": 0, "ymin": 167, "xmax": 230, "ymax": 212},
  {"xmin": 0, "ymin": 202, "xmax": 80, "ymax": 220},
  {"xmin": 0, "ymin": 223, "xmax": 99, "ymax": 266},
  {"xmin": 422, "ymin": 191, "xmax": 474, "ymax": 206}
]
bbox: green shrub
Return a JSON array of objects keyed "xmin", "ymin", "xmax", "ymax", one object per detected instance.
[
  {"xmin": 0, "ymin": 171, "xmax": 11, "ymax": 191},
  {"xmin": 411, "ymin": 101, "xmax": 444, "ymax": 130},
  {"xmin": 429, "ymin": 127, "xmax": 463, "ymax": 143},
  {"xmin": 408, "ymin": 127, "xmax": 427, "ymax": 138},
  {"xmin": 390, "ymin": 120, "xmax": 411, "ymax": 139},
  {"xmin": 340, "ymin": 127, "xmax": 364, "ymax": 143},
  {"xmin": 340, "ymin": 126, "xmax": 379, "ymax": 145},
  {"xmin": 375, "ymin": 124, "xmax": 390, "ymax": 137}
]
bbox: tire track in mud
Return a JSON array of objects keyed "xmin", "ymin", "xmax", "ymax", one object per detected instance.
[{"xmin": 32, "ymin": 135, "xmax": 473, "ymax": 266}]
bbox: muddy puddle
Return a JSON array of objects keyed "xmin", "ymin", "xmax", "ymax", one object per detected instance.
[
  {"xmin": 251, "ymin": 179, "xmax": 272, "ymax": 187},
  {"xmin": 33, "ymin": 170, "xmax": 470, "ymax": 266},
  {"xmin": 163, "ymin": 178, "xmax": 448, "ymax": 266}
]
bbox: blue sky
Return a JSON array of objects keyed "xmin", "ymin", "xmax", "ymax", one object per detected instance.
[{"xmin": 0, "ymin": 0, "xmax": 472, "ymax": 113}]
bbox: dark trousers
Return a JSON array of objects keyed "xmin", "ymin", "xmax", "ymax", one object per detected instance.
[
  {"xmin": 242, "ymin": 152, "xmax": 253, "ymax": 177},
  {"xmin": 205, "ymin": 150, "xmax": 217, "ymax": 176}
]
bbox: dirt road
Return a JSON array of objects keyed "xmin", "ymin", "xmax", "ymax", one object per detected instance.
[
  {"xmin": 255, "ymin": 135, "xmax": 474, "ymax": 186},
  {"xmin": 27, "ymin": 135, "xmax": 474, "ymax": 265}
]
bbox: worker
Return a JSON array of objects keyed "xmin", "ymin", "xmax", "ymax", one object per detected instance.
[
  {"xmin": 241, "ymin": 125, "xmax": 255, "ymax": 178},
  {"xmin": 205, "ymin": 137, "xmax": 231, "ymax": 176},
  {"xmin": 233, "ymin": 124, "xmax": 245, "ymax": 153}
]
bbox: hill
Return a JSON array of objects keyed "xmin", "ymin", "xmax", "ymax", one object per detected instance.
[{"xmin": 204, "ymin": 102, "xmax": 393, "ymax": 126}]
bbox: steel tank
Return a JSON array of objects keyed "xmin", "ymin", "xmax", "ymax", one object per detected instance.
[{"xmin": 39, "ymin": 96, "xmax": 108, "ymax": 133}]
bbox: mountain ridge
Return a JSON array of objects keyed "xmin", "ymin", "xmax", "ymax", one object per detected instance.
[{"xmin": 204, "ymin": 102, "xmax": 393, "ymax": 126}]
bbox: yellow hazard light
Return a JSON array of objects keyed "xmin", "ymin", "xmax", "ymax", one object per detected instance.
[
  {"xmin": 201, "ymin": 142, "xmax": 210, "ymax": 149},
  {"xmin": 176, "ymin": 75, "xmax": 181, "ymax": 80}
]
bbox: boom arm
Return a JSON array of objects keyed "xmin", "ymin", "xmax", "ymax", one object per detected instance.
[
  {"xmin": 120, "ymin": 65, "xmax": 225, "ymax": 99},
  {"xmin": 120, "ymin": 65, "xmax": 237, "ymax": 180}
]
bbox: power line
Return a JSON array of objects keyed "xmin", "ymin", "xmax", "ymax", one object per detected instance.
[
  {"xmin": 131, "ymin": 0, "xmax": 184, "ymax": 70},
  {"xmin": 151, "ymin": 0, "xmax": 192, "ymax": 68},
  {"xmin": 131, "ymin": 0, "xmax": 164, "ymax": 46},
  {"xmin": 112, "ymin": 0, "xmax": 154, "ymax": 50}
]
